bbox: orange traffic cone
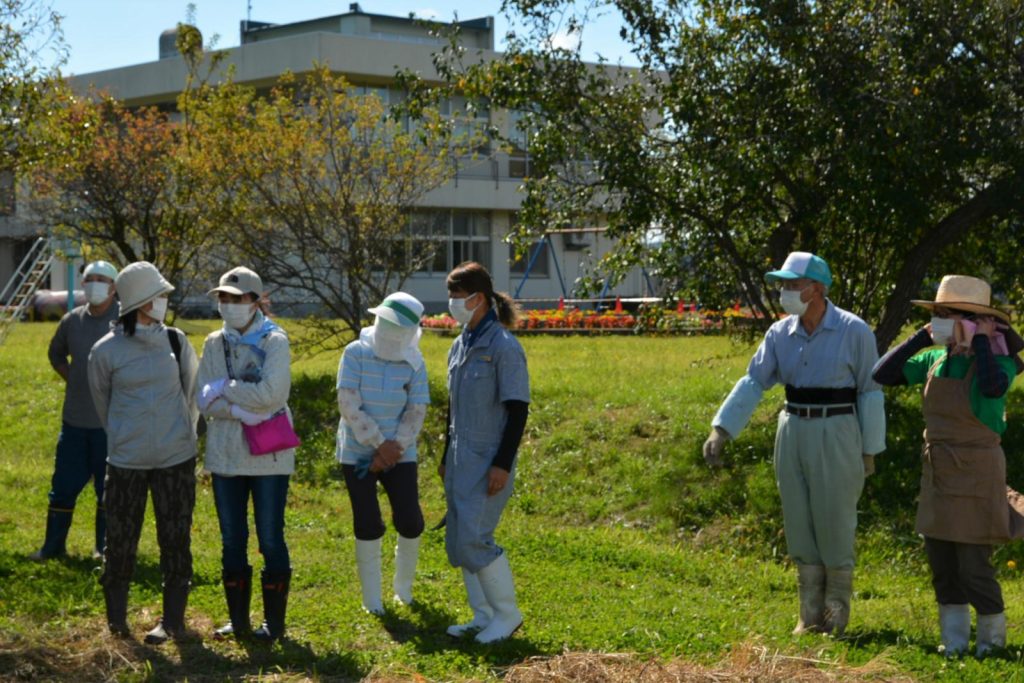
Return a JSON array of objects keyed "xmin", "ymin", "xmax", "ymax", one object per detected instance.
[{"xmin": 614, "ymin": 296, "xmax": 623, "ymax": 313}]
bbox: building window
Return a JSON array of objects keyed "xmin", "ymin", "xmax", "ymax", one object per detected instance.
[
  {"xmin": 509, "ymin": 239, "xmax": 549, "ymax": 277},
  {"xmin": 507, "ymin": 109, "xmax": 532, "ymax": 178},
  {"xmin": 410, "ymin": 210, "xmax": 491, "ymax": 275}
]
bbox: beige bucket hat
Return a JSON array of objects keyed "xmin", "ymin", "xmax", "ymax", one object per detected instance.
[{"xmin": 911, "ymin": 275, "xmax": 1010, "ymax": 323}]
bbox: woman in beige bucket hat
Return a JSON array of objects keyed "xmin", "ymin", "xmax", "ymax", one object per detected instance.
[{"xmin": 873, "ymin": 274, "xmax": 1024, "ymax": 657}]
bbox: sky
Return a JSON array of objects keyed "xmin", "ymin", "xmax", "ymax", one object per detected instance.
[{"xmin": 47, "ymin": 1, "xmax": 637, "ymax": 76}]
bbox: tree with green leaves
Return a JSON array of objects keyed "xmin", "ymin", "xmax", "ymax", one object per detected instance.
[
  {"xmin": 187, "ymin": 65, "xmax": 464, "ymax": 347},
  {"xmin": 414, "ymin": 0, "xmax": 1024, "ymax": 350}
]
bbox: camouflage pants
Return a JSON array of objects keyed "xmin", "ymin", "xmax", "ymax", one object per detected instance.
[{"xmin": 100, "ymin": 458, "xmax": 196, "ymax": 590}]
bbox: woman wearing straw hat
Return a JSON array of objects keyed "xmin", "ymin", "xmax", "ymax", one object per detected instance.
[
  {"xmin": 873, "ymin": 274, "xmax": 1024, "ymax": 657},
  {"xmin": 87, "ymin": 261, "xmax": 199, "ymax": 644},
  {"xmin": 336, "ymin": 292, "xmax": 429, "ymax": 615},
  {"xmin": 198, "ymin": 266, "xmax": 297, "ymax": 642}
]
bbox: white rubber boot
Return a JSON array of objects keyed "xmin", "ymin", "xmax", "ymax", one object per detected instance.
[
  {"xmin": 392, "ymin": 535, "xmax": 420, "ymax": 606},
  {"xmin": 975, "ymin": 611, "xmax": 1006, "ymax": 657},
  {"xmin": 474, "ymin": 553, "xmax": 523, "ymax": 644},
  {"xmin": 355, "ymin": 538, "xmax": 384, "ymax": 615},
  {"xmin": 446, "ymin": 568, "xmax": 494, "ymax": 637},
  {"xmin": 938, "ymin": 603, "xmax": 970, "ymax": 656}
]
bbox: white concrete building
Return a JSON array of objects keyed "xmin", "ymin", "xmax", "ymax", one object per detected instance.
[{"xmin": 0, "ymin": 4, "xmax": 652, "ymax": 313}]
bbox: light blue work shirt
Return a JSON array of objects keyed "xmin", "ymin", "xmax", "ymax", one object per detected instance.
[
  {"xmin": 713, "ymin": 301, "xmax": 886, "ymax": 455},
  {"xmin": 447, "ymin": 318, "xmax": 531, "ymax": 454},
  {"xmin": 335, "ymin": 339, "xmax": 430, "ymax": 464}
]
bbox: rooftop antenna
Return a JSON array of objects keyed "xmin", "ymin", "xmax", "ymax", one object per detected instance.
[{"xmin": 247, "ymin": 0, "xmax": 252, "ymax": 23}]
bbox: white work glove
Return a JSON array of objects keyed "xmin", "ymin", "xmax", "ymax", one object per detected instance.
[
  {"xmin": 199, "ymin": 377, "xmax": 229, "ymax": 411},
  {"xmin": 702, "ymin": 426, "xmax": 730, "ymax": 467},
  {"xmin": 230, "ymin": 403, "xmax": 272, "ymax": 426}
]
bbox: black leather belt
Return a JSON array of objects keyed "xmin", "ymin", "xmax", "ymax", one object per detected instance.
[{"xmin": 785, "ymin": 404, "xmax": 855, "ymax": 419}]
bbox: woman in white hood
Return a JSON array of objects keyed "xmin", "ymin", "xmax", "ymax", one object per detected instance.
[{"xmin": 336, "ymin": 292, "xmax": 430, "ymax": 614}]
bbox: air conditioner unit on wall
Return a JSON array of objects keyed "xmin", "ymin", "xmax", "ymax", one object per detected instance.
[{"xmin": 562, "ymin": 232, "xmax": 592, "ymax": 250}]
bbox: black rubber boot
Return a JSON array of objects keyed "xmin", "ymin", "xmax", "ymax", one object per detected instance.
[
  {"xmin": 144, "ymin": 582, "xmax": 190, "ymax": 645},
  {"xmin": 214, "ymin": 566, "xmax": 253, "ymax": 639},
  {"xmin": 103, "ymin": 582, "xmax": 131, "ymax": 637},
  {"xmin": 252, "ymin": 569, "xmax": 291, "ymax": 642},
  {"xmin": 30, "ymin": 508, "xmax": 73, "ymax": 561}
]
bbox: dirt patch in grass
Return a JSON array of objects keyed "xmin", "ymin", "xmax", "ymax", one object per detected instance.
[
  {"xmin": 502, "ymin": 646, "xmax": 915, "ymax": 682},
  {"xmin": 0, "ymin": 627, "xmax": 915, "ymax": 683}
]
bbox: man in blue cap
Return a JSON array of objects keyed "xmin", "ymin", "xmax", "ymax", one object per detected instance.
[
  {"xmin": 702, "ymin": 251, "xmax": 885, "ymax": 636},
  {"xmin": 31, "ymin": 260, "xmax": 119, "ymax": 561}
]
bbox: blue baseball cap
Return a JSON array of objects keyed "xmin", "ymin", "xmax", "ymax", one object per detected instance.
[{"xmin": 765, "ymin": 251, "xmax": 833, "ymax": 288}]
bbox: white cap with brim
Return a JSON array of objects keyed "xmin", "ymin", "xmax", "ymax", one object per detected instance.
[
  {"xmin": 115, "ymin": 261, "xmax": 174, "ymax": 316},
  {"xmin": 765, "ymin": 251, "xmax": 833, "ymax": 288},
  {"xmin": 83, "ymin": 260, "xmax": 118, "ymax": 281}
]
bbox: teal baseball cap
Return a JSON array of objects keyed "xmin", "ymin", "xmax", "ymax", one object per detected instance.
[{"xmin": 765, "ymin": 251, "xmax": 833, "ymax": 288}]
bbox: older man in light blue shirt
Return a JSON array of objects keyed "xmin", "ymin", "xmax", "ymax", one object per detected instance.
[{"xmin": 702, "ymin": 251, "xmax": 885, "ymax": 637}]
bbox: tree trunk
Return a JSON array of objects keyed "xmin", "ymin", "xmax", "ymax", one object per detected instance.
[{"xmin": 873, "ymin": 175, "xmax": 1021, "ymax": 352}]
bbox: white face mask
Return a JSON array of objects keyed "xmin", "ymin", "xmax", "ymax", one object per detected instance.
[
  {"xmin": 930, "ymin": 317, "xmax": 956, "ymax": 345},
  {"xmin": 448, "ymin": 294, "xmax": 479, "ymax": 326},
  {"xmin": 146, "ymin": 296, "xmax": 168, "ymax": 323},
  {"xmin": 84, "ymin": 282, "xmax": 110, "ymax": 306},
  {"xmin": 779, "ymin": 288, "xmax": 809, "ymax": 317},
  {"xmin": 371, "ymin": 317, "xmax": 418, "ymax": 361},
  {"xmin": 219, "ymin": 302, "xmax": 256, "ymax": 330}
]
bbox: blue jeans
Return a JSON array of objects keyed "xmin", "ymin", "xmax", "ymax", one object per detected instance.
[
  {"xmin": 212, "ymin": 474, "xmax": 290, "ymax": 573},
  {"xmin": 49, "ymin": 423, "xmax": 107, "ymax": 510}
]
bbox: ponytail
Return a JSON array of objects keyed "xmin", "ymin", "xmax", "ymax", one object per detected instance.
[
  {"xmin": 119, "ymin": 309, "xmax": 138, "ymax": 337},
  {"xmin": 492, "ymin": 290, "xmax": 519, "ymax": 328}
]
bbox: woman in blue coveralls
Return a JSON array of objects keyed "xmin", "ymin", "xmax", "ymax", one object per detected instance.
[{"xmin": 440, "ymin": 261, "xmax": 530, "ymax": 644}]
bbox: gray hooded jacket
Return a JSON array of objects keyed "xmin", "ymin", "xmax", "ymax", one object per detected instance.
[{"xmin": 88, "ymin": 323, "xmax": 198, "ymax": 470}]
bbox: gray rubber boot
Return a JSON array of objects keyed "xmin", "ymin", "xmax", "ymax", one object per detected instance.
[
  {"xmin": 975, "ymin": 611, "xmax": 1006, "ymax": 657},
  {"xmin": 937, "ymin": 603, "xmax": 970, "ymax": 656},
  {"xmin": 793, "ymin": 563, "xmax": 826, "ymax": 634},
  {"xmin": 822, "ymin": 568, "xmax": 853, "ymax": 636}
]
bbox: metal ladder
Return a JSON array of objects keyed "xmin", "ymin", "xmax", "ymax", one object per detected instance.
[{"xmin": 0, "ymin": 236, "xmax": 54, "ymax": 345}]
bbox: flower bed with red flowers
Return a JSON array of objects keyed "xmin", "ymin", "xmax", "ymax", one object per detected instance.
[{"xmin": 421, "ymin": 301, "xmax": 768, "ymax": 335}]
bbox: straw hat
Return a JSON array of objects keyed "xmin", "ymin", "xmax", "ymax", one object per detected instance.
[{"xmin": 911, "ymin": 275, "xmax": 1009, "ymax": 322}]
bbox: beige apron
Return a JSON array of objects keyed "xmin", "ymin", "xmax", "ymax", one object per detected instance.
[{"xmin": 916, "ymin": 358, "xmax": 1024, "ymax": 544}]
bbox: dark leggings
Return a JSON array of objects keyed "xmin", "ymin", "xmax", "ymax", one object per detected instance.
[
  {"xmin": 342, "ymin": 461, "xmax": 424, "ymax": 541},
  {"xmin": 924, "ymin": 536, "xmax": 1004, "ymax": 614},
  {"xmin": 100, "ymin": 458, "xmax": 196, "ymax": 591}
]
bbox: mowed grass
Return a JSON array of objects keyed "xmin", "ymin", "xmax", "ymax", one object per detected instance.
[{"xmin": 2, "ymin": 320, "xmax": 1024, "ymax": 681}]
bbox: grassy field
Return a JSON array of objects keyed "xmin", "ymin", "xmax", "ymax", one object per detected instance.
[{"xmin": 2, "ymin": 319, "xmax": 1024, "ymax": 681}]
